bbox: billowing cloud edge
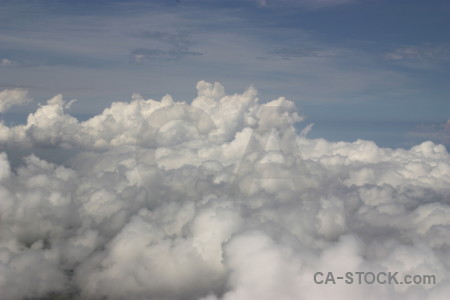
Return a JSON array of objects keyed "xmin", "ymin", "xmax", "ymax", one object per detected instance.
[{"xmin": 0, "ymin": 81, "xmax": 449, "ymax": 300}]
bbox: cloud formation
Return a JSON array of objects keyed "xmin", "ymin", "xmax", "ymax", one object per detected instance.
[
  {"xmin": 0, "ymin": 81, "xmax": 449, "ymax": 300},
  {"xmin": 0, "ymin": 89, "xmax": 31, "ymax": 113}
]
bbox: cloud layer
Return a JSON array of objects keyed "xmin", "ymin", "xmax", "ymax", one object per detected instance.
[{"xmin": 0, "ymin": 81, "xmax": 449, "ymax": 300}]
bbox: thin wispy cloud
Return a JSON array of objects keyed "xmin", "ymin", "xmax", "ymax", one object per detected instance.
[
  {"xmin": 267, "ymin": 44, "xmax": 348, "ymax": 60},
  {"xmin": 141, "ymin": 30, "xmax": 194, "ymax": 49},
  {"xmin": 386, "ymin": 44, "xmax": 450, "ymax": 62},
  {"xmin": 251, "ymin": 0, "xmax": 356, "ymax": 9},
  {"xmin": 131, "ymin": 30, "xmax": 203, "ymax": 62},
  {"xmin": 131, "ymin": 47, "xmax": 203, "ymax": 62},
  {"xmin": 0, "ymin": 58, "xmax": 16, "ymax": 67}
]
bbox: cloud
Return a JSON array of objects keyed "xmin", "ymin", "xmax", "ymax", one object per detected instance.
[
  {"xmin": 386, "ymin": 44, "xmax": 450, "ymax": 63},
  {"xmin": 0, "ymin": 81, "xmax": 449, "ymax": 299},
  {"xmin": 300, "ymin": 0, "xmax": 356, "ymax": 9},
  {"xmin": 252, "ymin": 0, "xmax": 356, "ymax": 9},
  {"xmin": 268, "ymin": 45, "xmax": 323, "ymax": 59},
  {"xmin": 267, "ymin": 44, "xmax": 348, "ymax": 60},
  {"xmin": 0, "ymin": 88, "xmax": 31, "ymax": 113},
  {"xmin": 141, "ymin": 30, "xmax": 194, "ymax": 49},
  {"xmin": 131, "ymin": 30, "xmax": 203, "ymax": 62},
  {"xmin": 0, "ymin": 58, "xmax": 17, "ymax": 67},
  {"xmin": 257, "ymin": 0, "xmax": 267, "ymax": 7},
  {"xmin": 131, "ymin": 47, "xmax": 203, "ymax": 62}
]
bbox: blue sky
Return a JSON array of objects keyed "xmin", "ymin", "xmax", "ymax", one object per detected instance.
[{"xmin": 1, "ymin": 0, "xmax": 449, "ymax": 148}]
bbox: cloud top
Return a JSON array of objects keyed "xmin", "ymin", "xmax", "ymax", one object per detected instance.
[{"xmin": 0, "ymin": 81, "xmax": 449, "ymax": 300}]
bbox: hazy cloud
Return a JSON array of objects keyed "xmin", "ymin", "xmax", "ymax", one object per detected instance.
[
  {"xmin": 251, "ymin": 0, "xmax": 356, "ymax": 9},
  {"xmin": 131, "ymin": 47, "xmax": 203, "ymax": 62},
  {"xmin": 132, "ymin": 30, "xmax": 203, "ymax": 62},
  {"xmin": 268, "ymin": 45, "xmax": 321, "ymax": 59},
  {"xmin": 0, "ymin": 58, "xmax": 17, "ymax": 67},
  {"xmin": 0, "ymin": 88, "xmax": 31, "ymax": 113},
  {"xmin": 386, "ymin": 44, "xmax": 450, "ymax": 61},
  {"xmin": 141, "ymin": 30, "xmax": 194, "ymax": 49}
]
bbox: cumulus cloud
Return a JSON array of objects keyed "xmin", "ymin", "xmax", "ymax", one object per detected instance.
[
  {"xmin": 386, "ymin": 44, "xmax": 450, "ymax": 61},
  {"xmin": 0, "ymin": 89, "xmax": 31, "ymax": 113},
  {"xmin": 0, "ymin": 81, "xmax": 449, "ymax": 299}
]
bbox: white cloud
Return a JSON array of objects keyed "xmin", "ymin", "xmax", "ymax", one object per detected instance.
[
  {"xmin": 0, "ymin": 81, "xmax": 449, "ymax": 299},
  {"xmin": 0, "ymin": 89, "xmax": 31, "ymax": 113}
]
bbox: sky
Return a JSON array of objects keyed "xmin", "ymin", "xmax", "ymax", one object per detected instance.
[{"xmin": 0, "ymin": 0, "xmax": 449, "ymax": 148}]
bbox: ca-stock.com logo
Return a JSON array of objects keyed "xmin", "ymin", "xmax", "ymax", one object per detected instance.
[{"xmin": 135, "ymin": 103, "xmax": 310, "ymax": 201}]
